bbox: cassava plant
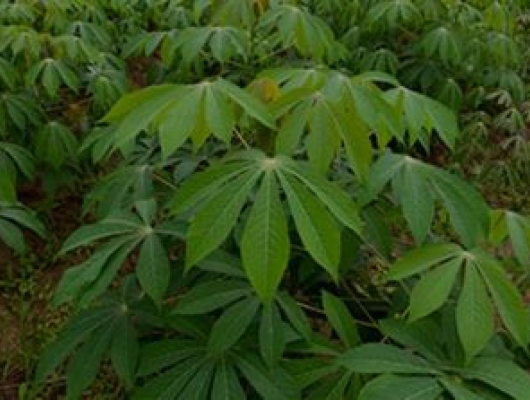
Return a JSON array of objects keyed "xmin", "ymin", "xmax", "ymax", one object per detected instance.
[{"xmin": 0, "ymin": 0, "xmax": 527, "ymax": 399}]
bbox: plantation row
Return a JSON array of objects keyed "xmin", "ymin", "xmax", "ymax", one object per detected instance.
[{"xmin": 1, "ymin": 0, "xmax": 530, "ymax": 399}]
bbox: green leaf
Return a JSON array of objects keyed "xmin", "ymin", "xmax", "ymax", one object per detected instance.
[
  {"xmin": 178, "ymin": 361, "xmax": 216, "ymax": 399},
  {"xmin": 338, "ymin": 344, "xmax": 436, "ymax": 374},
  {"xmin": 388, "ymin": 243, "xmax": 462, "ymax": 280},
  {"xmin": 0, "ymin": 175, "xmax": 17, "ymax": 203},
  {"xmin": 305, "ymin": 99, "xmax": 340, "ymax": 174},
  {"xmin": 385, "ymin": 87, "xmax": 458, "ymax": 148},
  {"xmin": 408, "ymin": 258, "xmax": 461, "ymax": 321},
  {"xmin": 216, "ymin": 78, "xmax": 276, "ymax": 129},
  {"xmin": 171, "ymin": 161, "xmax": 253, "ymax": 215},
  {"xmin": 136, "ymin": 233, "xmax": 170, "ymax": 305},
  {"xmin": 212, "ymin": 361, "xmax": 246, "ymax": 400},
  {"xmin": 133, "ymin": 356, "xmax": 204, "ymax": 400},
  {"xmin": 110, "ymin": 316, "xmax": 138, "ymax": 389},
  {"xmin": 456, "ymin": 264, "xmax": 494, "ymax": 362},
  {"xmin": 156, "ymin": 86, "xmax": 203, "ymax": 158},
  {"xmin": 186, "ymin": 168, "xmax": 260, "ymax": 268},
  {"xmin": 505, "ymin": 211, "xmax": 530, "ymax": 265},
  {"xmin": 0, "ymin": 206, "xmax": 46, "ymax": 237},
  {"xmin": 367, "ymin": 152, "xmax": 405, "ymax": 199},
  {"xmin": 35, "ymin": 307, "xmax": 115, "ymax": 383},
  {"xmin": 379, "ymin": 318, "xmax": 444, "ymax": 363},
  {"xmin": 208, "ymin": 297, "xmax": 260, "ymax": 353},
  {"xmin": 474, "ymin": 250, "xmax": 530, "ymax": 347},
  {"xmin": 34, "ymin": 121, "xmax": 78, "ymax": 169},
  {"xmin": 280, "ymin": 158, "xmax": 362, "ymax": 235},
  {"xmin": 429, "ymin": 170, "xmax": 489, "ymax": 248},
  {"xmin": 60, "ymin": 214, "xmax": 142, "ymax": 254},
  {"xmin": 205, "ymin": 83, "xmax": 235, "ymax": 143},
  {"xmin": 259, "ymin": 303, "xmax": 285, "ymax": 367},
  {"xmin": 0, "ymin": 219, "xmax": 24, "ymax": 252},
  {"xmin": 460, "ymin": 357, "xmax": 530, "ymax": 400},
  {"xmin": 275, "ymin": 292, "xmax": 312, "ymax": 341},
  {"xmin": 399, "ymin": 161, "xmax": 434, "ymax": 244},
  {"xmin": 236, "ymin": 354, "xmax": 299, "ymax": 400},
  {"xmin": 137, "ymin": 339, "xmax": 203, "ymax": 377},
  {"xmin": 322, "ymin": 291, "xmax": 360, "ymax": 348},
  {"xmin": 53, "ymin": 236, "xmax": 137, "ymax": 306},
  {"xmin": 276, "ymin": 101, "xmax": 311, "ymax": 155},
  {"xmin": 439, "ymin": 378, "xmax": 484, "ymax": 400},
  {"xmin": 66, "ymin": 322, "xmax": 116, "ymax": 400},
  {"xmin": 172, "ymin": 280, "xmax": 249, "ymax": 315},
  {"xmin": 102, "ymin": 83, "xmax": 177, "ymax": 124},
  {"xmin": 278, "ymin": 171, "xmax": 341, "ymax": 279},
  {"xmin": 359, "ymin": 375, "xmax": 443, "ymax": 400},
  {"xmin": 242, "ymin": 172, "xmax": 289, "ymax": 301}
]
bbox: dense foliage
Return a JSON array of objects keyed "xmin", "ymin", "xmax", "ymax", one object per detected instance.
[{"xmin": 1, "ymin": 0, "xmax": 530, "ymax": 399}]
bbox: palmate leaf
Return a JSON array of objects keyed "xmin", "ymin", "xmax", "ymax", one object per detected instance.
[
  {"xmin": 389, "ymin": 244, "xmax": 530, "ymax": 357},
  {"xmin": 67, "ymin": 321, "xmax": 116, "ymax": 400},
  {"xmin": 35, "ymin": 306, "xmax": 116, "ymax": 383},
  {"xmin": 161, "ymin": 26, "xmax": 249, "ymax": 67},
  {"xmin": 258, "ymin": 5, "xmax": 344, "ymax": 62},
  {"xmin": 420, "ymin": 26, "xmax": 463, "ymax": 67},
  {"xmin": 267, "ymin": 68, "xmax": 400, "ymax": 178},
  {"xmin": 173, "ymin": 151, "xmax": 361, "ymax": 291},
  {"xmin": 34, "ymin": 121, "xmax": 78, "ymax": 169},
  {"xmin": 384, "ymin": 87, "xmax": 458, "ymax": 149},
  {"xmin": 59, "ymin": 202, "xmax": 178, "ymax": 305},
  {"xmin": 103, "ymin": 78, "xmax": 275, "ymax": 158},
  {"xmin": 60, "ymin": 211, "xmax": 143, "ymax": 254},
  {"xmin": 53, "ymin": 236, "xmax": 139, "ymax": 307},
  {"xmin": 369, "ymin": 152, "xmax": 489, "ymax": 247},
  {"xmin": 25, "ymin": 58, "xmax": 80, "ymax": 98}
]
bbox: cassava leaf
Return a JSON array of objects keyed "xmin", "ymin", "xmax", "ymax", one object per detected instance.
[
  {"xmin": 241, "ymin": 171, "xmax": 289, "ymax": 302},
  {"xmin": 408, "ymin": 257, "xmax": 461, "ymax": 321},
  {"xmin": 456, "ymin": 263, "xmax": 494, "ymax": 362},
  {"xmin": 186, "ymin": 168, "xmax": 261, "ymax": 268},
  {"xmin": 278, "ymin": 171, "xmax": 341, "ymax": 279},
  {"xmin": 388, "ymin": 243, "xmax": 462, "ymax": 280}
]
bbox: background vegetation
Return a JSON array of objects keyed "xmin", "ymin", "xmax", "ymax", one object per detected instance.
[{"xmin": 1, "ymin": 0, "xmax": 530, "ymax": 399}]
